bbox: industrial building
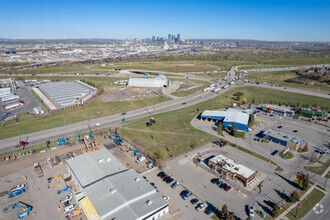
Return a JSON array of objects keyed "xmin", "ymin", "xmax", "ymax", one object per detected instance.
[
  {"xmin": 258, "ymin": 104, "xmax": 295, "ymax": 117},
  {"xmin": 66, "ymin": 149, "xmax": 169, "ymax": 220},
  {"xmin": 208, "ymin": 154, "xmax": 258, "ymax": 187},
  {"xmin": 35, "ymin": 81, "xmax": 97, "ymax": 111},
  {"xmin": 296, "ymin": 107, "xmax": 328, "ymax": 118},
  {"xmin": 200, "ymin": 108, "xmax": 254, "ymax": 131},
  {"xmin": 127, "ymin": 75, "xmax": 171, "ymax": 88},
  {"xmin": 261, "ymin": 128, "xmax": 306, "ymax": 151}
]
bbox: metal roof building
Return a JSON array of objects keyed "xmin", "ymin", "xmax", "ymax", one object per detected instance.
[
  {"xmin": 261, "ymin": 128, "xmax": 305, "ymax": 150},
  {"xmin": 201, "ymin": 108, "xmax": 251, "ymax": 131},
  {"xmin": 66, "ymin": 149, "xmax": 169, "ymax": 220},
  {"xmin": 127, "ymin": 75, "xmax": 171, "ymax": 88}
]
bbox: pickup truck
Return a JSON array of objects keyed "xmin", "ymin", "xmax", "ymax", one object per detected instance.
[
  {"xmin": 196, "ymin": 203, "xmax": 207, "ymax": 212},
  {"xmin": 33, "ymin": 163, "xmax": 44, "ymax": 177}
]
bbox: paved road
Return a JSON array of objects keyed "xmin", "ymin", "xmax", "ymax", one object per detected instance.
[{"xmin": 1, "ymin": 65, "xmax": 329, "ymax": 153}]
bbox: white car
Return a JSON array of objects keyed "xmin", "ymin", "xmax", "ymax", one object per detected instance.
[
  {"xmin": 63, "ymin": 204, "xmax": 76, "ymax": 213},
  {"xmin": 196, "ymin": 203, "xmax": 208, "ymax": 212},
  {"xmin": 249, "ymin": 206, "xmax": 255, "ymax": 217},
  {"xmin": 60, "ymin": 194, "xmax": 73, "ymax": 203},
  {"xmin": 162, "ymin": 196, "xmax": 170, "ymax": 201},
  {"xmin": 11, "ymin": 184, "xmax": 25, "ymax": 192}
]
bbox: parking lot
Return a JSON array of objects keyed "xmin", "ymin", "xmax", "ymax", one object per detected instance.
[{"xmin": 0, "ymin": 82, "xmax": 42, "ymax": 116}]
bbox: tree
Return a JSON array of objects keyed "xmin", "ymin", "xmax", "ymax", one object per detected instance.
[
  {"xmin": 233, "ymin": 91, "xmax": 244, "ymax": 101},
  {"xmin": 228, "ymin": 212, "xmax": 235, "ymax": 220},
  {"xmin": 218, "ymin": 122, "xmax": 224, "ymax": 136},
  {"xmin": 289, "ymin": 190, "xmax": 300, "ymax": 203},
  {"xmin": 246, "ymin": 216, "xmax": 252, "ymax": 220},
  {"xmin": 302, "ymin": 174, "xmax": 309, "ymax": 191},
  {"xmin": 248, "ymin": 113, "xmax": 255, "ymax": 127},
  {"xmin": 272, "ymin": 204, "xmax": 280, "ymax": 217},
  {"xmin": 230, "ymin": 122, "xmax": 237, "ymax": 137},
  {"xmin": 221, "ymin": 204, "xmax": 229, "ymax": 219},
  {"xmin": 251, "ymin": 97, "xmax": 255, "ymax": 104}
]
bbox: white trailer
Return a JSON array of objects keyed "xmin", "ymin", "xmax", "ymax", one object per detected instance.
[
  {"xmin": 2, "ymin": 95, "xmax": 19, "ymax": 102},
  {"xmin": 0, "ymin": 92, "xmax": 11, "ymax": 98},
  {"xmin": 222, "ymin": 85, "xmax": 229, "ymax": 89},
  {"xmin": 214, "ymin": 88, "xmax": 221, "ymax": 93},
  {"xmin": 38, "ymin": 107, "xmax": 45, "ymax": 114},
  {"xmin": 4, "ymin": 102, "xmax": 24, "ymax": 110},
  {"xmin": 34, "ymin": 107, "xmax": 40, "ymax": 115}
]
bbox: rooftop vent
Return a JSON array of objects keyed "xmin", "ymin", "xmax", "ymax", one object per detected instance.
[
  {"xmin": 107, "ymin": 157, "xmax": 111, "ymax": 162},
  {"xmin": 146, "ymin": 200, "xmax": 152, "ymax": 206},
  {"xmin": 110, "ymin": 188, "xmax": 117, "ymax": 194},
  {"xmin": 135, "ymin": 177, "xmax": 140, "ymax": 182},
  {"xmin": 99, "ymin": 159, "xmax": 105, "ymax": 163}
]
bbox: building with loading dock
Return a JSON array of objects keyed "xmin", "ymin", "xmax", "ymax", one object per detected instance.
[
  {"xmin": 66, "ymin": 149, "xmax": 169, "ymax": 220},
  {"xmin": 208, "ymin": 154, "xmax": 258, "ymax": 187}
]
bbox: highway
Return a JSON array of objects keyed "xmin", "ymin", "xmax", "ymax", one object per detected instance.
[{"xmin": 0, "ymin": 65, "xmax": 329, "ymax": 153}]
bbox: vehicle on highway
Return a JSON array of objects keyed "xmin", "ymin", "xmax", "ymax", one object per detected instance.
[
  {"xmin": 196, "ymin": 203, "xmax": 207, "ymax": 212},
  {"xmin": 249, "ymin": 206, "xmax": 255, "ymax": 217},
  {"xmin": 191, "ymin": 198, "xmax": 199, "ymax": 205},
  {"xmin": 171, "ymin": 181, "xmax": 180, "ymax": 189},
  {"xmin": 182, "ymin": 102, "xmax": 187, "ymax": 105},
  {"xmin": 121, "ymin": 112, "xmax": 126, "ymax": 115},
  {"xmin": 63, "ymin": 204, "xmax": 76, "ymax": 213},
  {"xmin": 11, "ymin": 184, "xmax": 25, "ymax": 192},
  {"xmin": 163, "ymin": 196, "xmax": 170, "ymax": 201}
]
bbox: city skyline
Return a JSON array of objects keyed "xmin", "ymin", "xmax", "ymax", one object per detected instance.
[{"xmin": 0, "ymin": 0, "xmax": 330, "ymax": 41}]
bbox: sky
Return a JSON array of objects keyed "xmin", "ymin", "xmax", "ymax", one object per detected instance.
[{"xmin": 0, "ymin": 0, "xmax": 329, "ymax": 41}]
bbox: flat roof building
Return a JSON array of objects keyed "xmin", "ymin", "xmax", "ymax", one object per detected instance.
[
  {"xmin": 258, "ymin": 104, "xmax": 295, "ymax": 117},
  {"xmin": 208, "ymin": 154, "xmax": 258, "ymax": 187},
  {"xmin": 261, "ymin": 128, "xmax": 305, "ymax": 151},
  {"xmin": 66, "ymin": 149, "xmax": 169, "ymax": 220},
  {"xmin": 201, "ymin": 108, "xmax": 253, "ymax": 131},
  {"xmin": 127, "ymin": 75, "xmax": 171, "ymax": 88}
]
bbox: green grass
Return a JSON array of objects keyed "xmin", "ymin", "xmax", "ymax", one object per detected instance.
[
  {"xmin": 263, "ymin": 58, "xmax": 330, "ymax": 66},
  {"xmin": 325, "ymin": 172, "xmax": 330, "ymax": 179},
  {"xmin": 117, "ymin": 86, "xmax": 330, "ymax": 160},
  {"xmin": 93, "ymin": 61, "xmax": 218, "ymax": 73},
  {"xmin": 286, "ymin": 189, "xmax": 325, "ymax": 220},
  {"xmin": 280, "ymin": 150, "xmax": 294, "ymax": 159},
  {"xmin": 238, "ymin": 65, "xmax": 293, "ymax": 70},
  {"xmin": 305, "ymin": 161, "xmax": 330, "ymax": 175},
  {"xmin": 246, "ymin": 70, "xmax": 330, "ymax": 94},
  {"xmin": 0, "ymin": 96, "xmax": 171, "ymax": 140},
  {"xmin": 211, "ymin": 214, "xmax": 221, "ymax": 220}
]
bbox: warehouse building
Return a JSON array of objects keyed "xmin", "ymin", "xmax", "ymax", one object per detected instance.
[
  {"xmin": 66, "ymin": 149, "xmax": 169, "ymax": 220},
  {"xmin": 208, "ymin": 154, "xmax": 258, "ymax": 187},
  {"xmin": 127, "ymin": 75, "xmax": 171, "ymax": 88},
  {"xmin": 200, "ymin": 108, "xmax": 254, "ymax": 131},
  {"xmin": 261, "ymin": 128, "xmax": 305, "ymax": 151},
  {"xmin": 35, "ymin": 81, "xmax": 97, "ymax": 111}
]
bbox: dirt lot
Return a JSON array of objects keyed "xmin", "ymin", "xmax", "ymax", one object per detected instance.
[{"xmin": 98, "ymin": 87, "xmax": 163, "ymax": 102}]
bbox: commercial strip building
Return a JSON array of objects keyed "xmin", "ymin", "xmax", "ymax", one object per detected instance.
[
  {"xmin": 200, "ymin": 108, "xmax": 255, "ymax": 131},
  {"xmin": 66, "ymin": 149, "xmax": 169, "ymax": 220},
  {"xmin": 34, "ymin": 81, "xmax": 97, "ymax": 111},
  {"xmin": 296, "ymin": 107, "xmax": 328, "ymax": 118},
  {"xmin": 208, "ymin": 154, "xmax": 258, "ymax": 187},
  {"xmin": 261, "ymin": 128, "xmax": 306, "ymax": 151},
  {"xmin": 127, "ymin": 75, "xmax": 171, "ymax": 88},
  {"xmin": 257, "ymin": 104, "xmax": 295, "ymax": 117}
]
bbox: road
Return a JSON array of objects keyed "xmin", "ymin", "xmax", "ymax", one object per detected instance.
[{"xmin": 0, "ymin": 65, "xmax": 329, "ymax": 153}]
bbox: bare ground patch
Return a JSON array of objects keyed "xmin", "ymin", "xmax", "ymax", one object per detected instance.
[{"xmin": 98, "ymin": 87, "xmax": 163, "ymax": 102}]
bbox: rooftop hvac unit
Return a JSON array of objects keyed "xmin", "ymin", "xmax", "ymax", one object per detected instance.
[
  {"xmin": 110, "ymin": 188, "xmax": 117, "ymax": 194},
  {"xmin": 107, "ymin": 157, "xmax": 111, "ymax": 162},
  {"xmin": 146, "ymin": 200, "xmax": 152, "ymax": 205},
  {"xmin": 135, "ymin": 177, "xmax": 140, "ymax": 182}
]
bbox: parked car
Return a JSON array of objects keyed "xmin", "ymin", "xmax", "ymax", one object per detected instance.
[
  {"xmin": 161, "ymin": 174, "xmax": 168, "ymax": 179},
  {"xmin": 11, "ymin": 184, "xmax": 25, "ymax": 192},
  {"xmin": 217, "ymin": 181, "xmax": 223, "ymax": 188},
  {"xmin": 163, "ymin": 196, "xmax": 170, "ymax": 201},
  {"xmin": 196, "ymin": 203, "xmax": 208, "ymax": 212},
  {"xmin": 204, "ymin": 205, "xmax": 214, "ymax": 215},
  {"xmin": 211, "ymin": 178, "xmax": 219, "ymax": 184},
  {"xmin": 225, "ymin": 186, "xmax": 231, "ymax": 191},
  {"xmin": 171, "ymin": 181, "xmax": 180, "ymax": 189},
  {"xmin": 182, "ymin": 191, "xmax": 193, "ymax": 200},
  {"xmin": 63, "ymin": 204, "xmax": 76, "ymax": 213},
  {"xmin": 157, "ymin": 172, "xmax": 165, "ymax": 177},
  {"xmin": 150, "ymin": 182, "xmax": 155, "ymax": 186},
  {"xmin": 191, "ymin": 198, "xmax": 199, "ymax": 205},
  {"xmin": 165, "ymin": 177, "xmax": 174, "ymax": 184},
  {"xmin": 249, "ymin": 206, "xmax": 255, "ymax": 217},
  {"xmin": 293, "ymin": 129, "xmax": 298, "ymax": 133}
]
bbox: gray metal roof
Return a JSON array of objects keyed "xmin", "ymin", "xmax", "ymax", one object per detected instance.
[
  {"xmin": 201, "ymin": 108, "xmax": 250, "ymax": 125},
  {"xmin": 263, "ymin": 128, "xmax": 305, "ymax": 144},
  {"xmin": 127, "ymin": 75, "xmax": 169, "ymax": 87},
  {"xmin": 39, "ymin": 81, "xmax": 93, "ymax": 107}
]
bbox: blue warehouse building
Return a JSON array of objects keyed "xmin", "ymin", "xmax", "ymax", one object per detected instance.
[
  {"xmin": 261, "ymin": 129, "xmax": 305, "ymax": 151},
  {"xmin": 201, "ymin": 109, "xmax": 252, "ymax": 131}
]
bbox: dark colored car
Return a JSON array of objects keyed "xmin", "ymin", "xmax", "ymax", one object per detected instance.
[
  {"xmin": 225, "ymin": 186, "xmax": 231, "ymax": 191},
  {"xmin": 216, "ymin": 181, "xmax": 223, "ymax": 188},
  {"xmin": 163, "ymin": 176, "xmax": 170, "ymax": 182},
  {"xmin": 191, "ymin": 198, "xmax": 199, "ymax": 205},
  {"xmin": 293, "ymin": 130, "xmax": 298, "ymax": 133},
  {"xmin": 221, "ymin": 183, "xmax": 227, "ymax": 189},
  {"xmin": 121, "ymin": 112, "xmax": 127, "ymax": 115},
  {"xmin": 150, "ymin": 182, "xmax": 155, "ymax": 186},
  {"xmin": 204, "ymin": 205, "xmax": 214, "ymax": 215},
  {"xmin": 182, "ymin": 102, "xmax": 187, "ymax": 105},
  {"xmin": 211, "ymin": 178, "xmax": 219, "ymax": 184},
  {"xmin": 278, "ymin": 126, "xmax": 282, "ymax": 128},
  {"xmin": 271, "ymin": 150, "xmax": 279, "ymax": 156},
  {"xmin": 166, "ymin": 177, "xmax": 174, "ymax": 184},
  {"xmin": 264, "ymin": 200, "xmax": 276, "ymax": 208},
  {"xmin": 157, "ymin": 172, "xmax": 165, "ymax": 177}
]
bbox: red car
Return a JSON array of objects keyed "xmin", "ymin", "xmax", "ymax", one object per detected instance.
[
  {"xmin": 224, "ymin": 186, "xmax": 231, "ymax": 191},
  {"xmin": 161, "ymin": 174, "xmax": 168, "ymax": 179}
]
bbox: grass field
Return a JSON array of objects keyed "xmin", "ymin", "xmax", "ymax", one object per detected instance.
[
  {"xmin": 93, "ymin": 61, "xmax": 218, "ymax": 73},
  {"xmin": 286, "ymin": 188, "xmax": 325, "ymax": 220},
  {"xmin": 263, "ymin": 58, "xmax": 330, "ymax": 66},
  {"xmin": 118, "ymin": 87, "xmax": 330, "ymax": 159},
  {"xmin": 238, "ymin": 65, "xmax": 293, "ymax": 70},
  {"xmin": 0, "ymin": 95, "xmax": 170, "ymax": 140},
  {"xmin": 280, "ymin": 150, "xmax": 294, "ymax": 159},
  {"xmin": 246, "ymin": 70, "xmax": 330, "ymax": 94},
  {"xmin": 305, "ymin": 161, "xmax": 330, "ymax": 175}
]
